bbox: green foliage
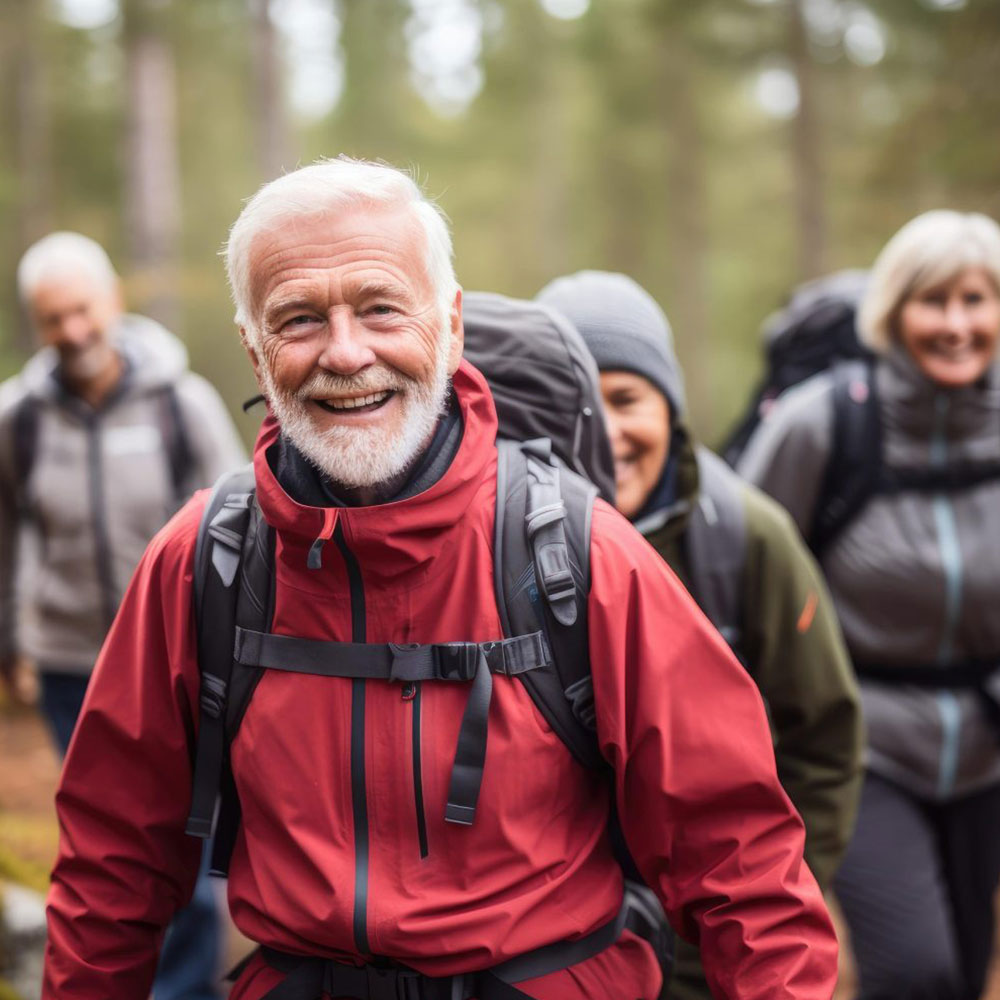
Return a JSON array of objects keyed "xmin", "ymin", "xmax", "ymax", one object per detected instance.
[{"xmin": 0, "ymin": 0, "xmax": 995, "ymax": 445}]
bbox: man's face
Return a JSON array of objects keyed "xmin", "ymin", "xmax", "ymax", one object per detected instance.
[
  {"xmin": 29, "ymin": 272, "xmax": 122, "ymax": 383},
  {"xmin": 244, "ymin": 205, "xmax": 463, "ymax": 489}
]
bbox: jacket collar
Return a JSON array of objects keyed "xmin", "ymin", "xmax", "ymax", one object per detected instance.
[
  {"xmin": 879, "ymin": 344, "xmax": 1000, "ymax": 464},
  {"xmin": 631, "ymin": 423, "xmax": 699, "ymax": 541},
  {"xmin": 253, "ymin": 360, "xmax": 497, "ymax": 570}
]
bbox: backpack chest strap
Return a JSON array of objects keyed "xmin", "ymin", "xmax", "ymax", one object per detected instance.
[
  {"xmin": 231, "ymin": 627, "xmax": 550, "ymax": 827},
  {"xmin": 232, "ymin": 628, "xmax": 549, "ymax": 682}
]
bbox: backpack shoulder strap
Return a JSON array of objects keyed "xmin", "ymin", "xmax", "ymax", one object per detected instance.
[
  {"xmin": 187, "ymin": 464, "xmax": 275, "ymax": 876},
  {"xmin": 684, "ymin": 447, "xmax": 747, "ymax": 657},
  {"xmin": 158, "ymin": 384, "xmax": 197, "ymax": 503},
  {"xmin": 10, "ymin": 395, "xmax": 41, "ymax": 514},
  {"xmin": 494, "ymin": 438, "xmax": 604, "ymax": 770},
  {"xmin": 809, "ymin": 359, "xmax": 881, "ymax": 555}
]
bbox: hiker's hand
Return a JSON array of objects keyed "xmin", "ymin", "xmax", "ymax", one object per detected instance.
[{"xmin": 0, "ymin": 654, "xmax": 38, "ymax": 707}]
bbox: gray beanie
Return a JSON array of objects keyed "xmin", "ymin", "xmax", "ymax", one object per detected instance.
[{"xmin": 536, "ymin": 270, "xmax": 686, "ymax": 419}]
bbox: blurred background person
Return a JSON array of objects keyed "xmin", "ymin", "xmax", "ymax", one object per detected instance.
[
  {"xmin": 738, "ymin": 211, "xmax": 1000, "ymax": 1000},
  {"xmin": 538, "ymin": 269, "xmax": 864, "ymax": 1000},
  {"xmin": 0, "ymin": 231, "xmax": 246, "ymax": 1000}
]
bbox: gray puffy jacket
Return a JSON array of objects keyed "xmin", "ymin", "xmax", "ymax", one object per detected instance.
[
  {"xmin": 0, "ymin": 315, "xmax": 247, "ymax": 673},
  {"xmin": 738, "ymin": 345, "xmax": 1000, "ymax": 801}
]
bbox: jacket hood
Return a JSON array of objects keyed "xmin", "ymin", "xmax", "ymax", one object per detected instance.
[
  {"xmin": 19, "ymin": 313, "xmax": 189, "ymax": 400},
  {"xmin": 254, "ymin": 359, "xmax": 498, "ymax": 575},
  {"xmin": 879, "ymin": 342, "xmax": 1000, "ymax": 466}
]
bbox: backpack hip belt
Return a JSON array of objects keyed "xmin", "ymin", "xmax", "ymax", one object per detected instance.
[{"xmin": 249, "ymin": 882, "xmax": 668, "ymax": 1000}]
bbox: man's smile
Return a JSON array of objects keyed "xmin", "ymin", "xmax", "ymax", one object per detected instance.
[{"xmin": 313, "ymin": 389, "xmax": 396, "ymax": 414}]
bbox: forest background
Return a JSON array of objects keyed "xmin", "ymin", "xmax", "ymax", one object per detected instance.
[{"xmin": 0, "ymin": 0, "xmax": 998, "ymax": 446}]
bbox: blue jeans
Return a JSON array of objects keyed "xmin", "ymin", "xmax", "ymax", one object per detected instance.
[{"xmin": 40, "ymin": 669, "xmax": 223, "ymax": 1000}]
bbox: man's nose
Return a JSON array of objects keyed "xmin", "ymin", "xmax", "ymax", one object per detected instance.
[
  {"xmin": 317, "ymin": 310, "xmax": 377, "ymax": 374},
  {"xmin": 56, "ymin": 313, "xmax": 91, "ymax": 347}
]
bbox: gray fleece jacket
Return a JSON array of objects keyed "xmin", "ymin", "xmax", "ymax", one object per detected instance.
[
  {"xmin": 738, "ymin": 345, "xmax": 1000, "ymax": 801},
  {"xmin": 0, "ymin": 315, "xmax": 247, "ymax": 674}
]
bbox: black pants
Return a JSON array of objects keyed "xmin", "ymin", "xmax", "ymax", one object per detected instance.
[{"xmin": 834, "ymin": 771, "xmax": 1000, "ymax": 1000}]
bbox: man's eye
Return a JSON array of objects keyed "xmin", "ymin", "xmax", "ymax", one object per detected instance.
[
  {"xmin": 286, "ymin": 315, "xmax": 317, "ymax": 327},
  {"xmin": 964, "ymin": 292, "xmax": 984, "ymax": 305},
  {"xmin": 368, "ymin": 304, "xmax": 396, "ymax": 316}
]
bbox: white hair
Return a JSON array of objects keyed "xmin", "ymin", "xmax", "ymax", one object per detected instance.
[
  {"xmin": 858, "ymin": 210, "xmax": 1000, "ymax": 353},
  {"xmin": 17, "ymin": 231, "xmax": 118, "ymax": 304},
  {"xmin": 224, "ymin": 156, "xmax": 457, "ymax": 347}
]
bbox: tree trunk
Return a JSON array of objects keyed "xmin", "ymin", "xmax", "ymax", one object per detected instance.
[
  {"xmin": 250, "ymin": 0, "xmax": 292, "ymax": 182},
  {"xmin": 14, "ymin": 0, "xmax": 54, "ymax": 348},
  {"xmin": 661, "ymin": 31, "xmax": 711, "ymax": 430},
  {"xmin": 790, "ymin": 0, "xmax": 826, "ymax": 280},
  {"xmin": 123, "ymin": 0, "xmax": 182, "ymax": 332}
]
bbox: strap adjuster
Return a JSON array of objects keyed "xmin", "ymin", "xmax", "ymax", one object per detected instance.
[
  {"xmin": 540, "ymin": 564, "xmax": 575, "ymax": 604},
  {"xmin": 199, "ymin": 675, "xmax": 227, "ymax": 719},
  {"xmin": 365, "ymin": 964, "xmax": 420, "ymax": 1000}
]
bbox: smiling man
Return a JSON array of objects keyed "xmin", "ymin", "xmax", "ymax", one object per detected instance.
[
  {"xmin": 43, "ymin": 159, "xmax": 839, "ymax": 1000},
  {"xmin": 1, "ymin": 231, "xmax": 247, "ymax": 1000}
]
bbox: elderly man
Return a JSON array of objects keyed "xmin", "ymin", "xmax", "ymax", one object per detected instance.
[
  {"xmin": 1, "ymin": 232, "xmax": 247, "ymax": 999},
  {"xmin": 43, "ymin": 159, "xmax": 838, "ymax": 1000}
]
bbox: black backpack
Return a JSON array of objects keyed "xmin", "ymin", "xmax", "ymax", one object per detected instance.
[
  {"xmin": 717, "ymin": 269, "xmax": 887, "ymax": 556},
  {"xmin": 185, "ymin": 292, "xmax": 672, "ymax": 975},
  {"xmin": 722, "ymin": 270, "xmax": 872, "ymax": 469}
]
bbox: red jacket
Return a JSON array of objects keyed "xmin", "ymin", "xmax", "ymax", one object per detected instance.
[{"xmin": 44, "ymin": 362, "xmax": 837, "ymax": 999}]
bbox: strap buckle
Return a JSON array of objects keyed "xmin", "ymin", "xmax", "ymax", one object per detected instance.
[
  {"xmin": 365, "ymin": 964, "xmax": 421, "ymax": 1000},
  {"xmin": 435, "ymin": 642, "xmax": 481, "ymax": 681}
]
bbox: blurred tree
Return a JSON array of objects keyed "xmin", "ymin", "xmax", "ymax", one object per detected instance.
[
  {"xmin": 123, "ymin": 0, "xmax": 182, "ymax": 331},
  {"xmin": 8, "ymin": 1, "xmax": 55, "ymax": 350},
  {"xmin": 789, "ymin": 0, "xmax": 827, "ymax": 279},
  {"xmin": 250, "ymin": 0, "xmax": 293, "ymax": 182}
]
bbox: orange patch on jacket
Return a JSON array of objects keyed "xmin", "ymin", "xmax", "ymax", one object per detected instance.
[{"xmin": 797, "ymin": 591, "xmax": 818, "ymax": 633}]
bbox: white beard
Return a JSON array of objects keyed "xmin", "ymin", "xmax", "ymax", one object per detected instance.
[
  {"xmin": 261, "ymin": 333, "xmax": 452, "ymax": 490},
  {"xmin": 59, "ymin": 339, "xmax": 116, "ymax": 382}
]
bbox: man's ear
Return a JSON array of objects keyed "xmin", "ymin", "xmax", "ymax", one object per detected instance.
[
  {"xmin": 446, "ymin": 288, "xmax": 464, "ymax": 375},
  {"xmin": 240, "ymin": 326, "xmax": 266, "ymax": 391}
]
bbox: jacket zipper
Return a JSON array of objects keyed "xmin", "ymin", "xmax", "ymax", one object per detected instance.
[
  {"xmin": 406, "ymin": 681, "xmax": 429, "ymax": 858},
  {"xmin": 86, "ymin": 414, "xmax": 117, "ymax": 632},
  {"xmin": 930, "ymin": 395, "xmax": 964, "ymax": 798},
  {"xmin": 332, "ymin": 520, "xmax": 372, "ymax": 955}
]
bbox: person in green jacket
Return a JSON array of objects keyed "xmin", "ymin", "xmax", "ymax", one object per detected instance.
[{"xmin": 537, "ymin": 271, "xmax": 864, "ymax": 1000}]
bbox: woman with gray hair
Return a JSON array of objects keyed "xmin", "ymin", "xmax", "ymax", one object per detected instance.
[{"xmin": 738, "ymin": 210, "xmax": 1000, "ymax": 1000}]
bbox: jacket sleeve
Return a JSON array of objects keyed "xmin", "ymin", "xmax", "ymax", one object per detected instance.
[
  {"xmin": 740, "ymin": 485, "xmax": 863, "ymax": 888},
  {"xmin": 735, "ymin": 374, "xmax": 835, "ymax": 537},
  {"xmin": 586, "ymin": 501, "xmax": 838, "ymax": 1000},
  {"xmin": 43, "ymin": 498, "xmax": 207, "ymax": 1000},
  {"xmin": 174, "ymin": 372, "xmax": 249, "ymax": 490},
  {"xmin": 0, "ymin": 385, "xmax": 23, "ymax": 664}
]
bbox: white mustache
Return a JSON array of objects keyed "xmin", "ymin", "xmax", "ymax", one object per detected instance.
[{"xmin": 293, "ymin": 367, "xmax": 412, "ymax": 402}]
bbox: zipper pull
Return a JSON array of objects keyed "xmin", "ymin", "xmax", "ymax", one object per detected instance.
[{"xmin": 307, "ymin": 508, "xmax": 339, "ymax": 570}]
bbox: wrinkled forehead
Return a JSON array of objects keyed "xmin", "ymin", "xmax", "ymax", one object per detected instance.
[
  {"xmin": 30, "ymin": 269, "xmax": 119, "ymax": 316},
  {"xmin": 246, "ymin": 204, "xmax": 435, "ymax": 310}
]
